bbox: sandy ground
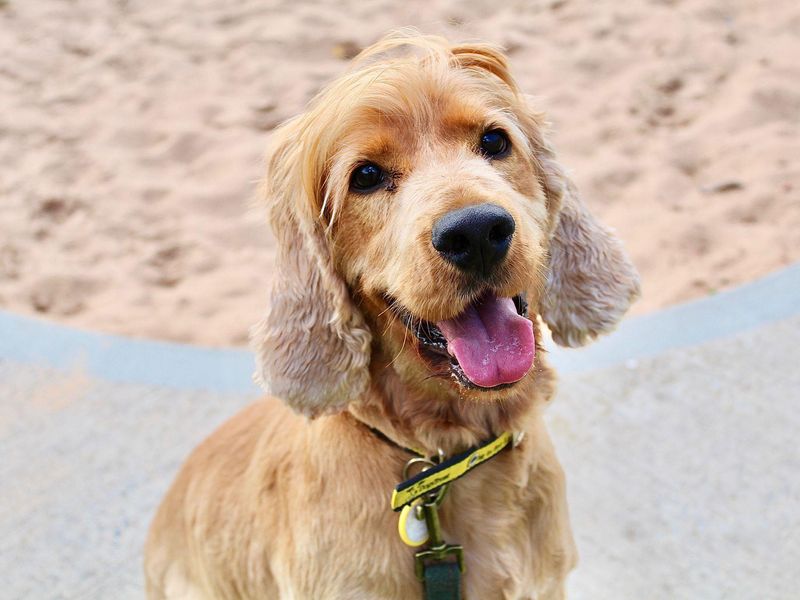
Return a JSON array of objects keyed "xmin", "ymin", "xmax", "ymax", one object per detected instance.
[{"xmin": 1, "ymin": 0, "xmax": 798, "ymax": 347}]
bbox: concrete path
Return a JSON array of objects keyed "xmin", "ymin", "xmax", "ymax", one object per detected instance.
[
  {"xmin": 0, "ymin": 364, "xmax": 254, "ymax": 600},
  {"xmin": 551, "ymin": 314, "xmax": 800, "ymax": 599},
  {"xmin": 1, "ymin": 265, "xmax": 798, "ymax": 599}
]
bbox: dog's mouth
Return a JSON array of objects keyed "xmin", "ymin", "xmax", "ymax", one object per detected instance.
[{"xmin": 387, "ymin": 293, "xmax": 534, "ymax": 390}]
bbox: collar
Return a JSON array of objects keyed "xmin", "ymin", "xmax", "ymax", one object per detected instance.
[
  {"xmin": 389, "ymin": 430, "xmax": 520, "ymax": 511},
  {"xmin": 357, "ymin": 418, "xmax": 524, "ymax": 509},
  {"xmin": 367, "ymin": 426, "xmax": 425, "ymax": 457}
]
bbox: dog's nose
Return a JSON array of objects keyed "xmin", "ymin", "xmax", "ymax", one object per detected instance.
[{"xmin": 431, "ymin": 203, "xmax": 515, "ymax": 277}]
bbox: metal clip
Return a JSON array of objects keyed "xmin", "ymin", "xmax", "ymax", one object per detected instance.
[
  {"xmin": 413, "ymin": 493, "xmax": 465, "ymax": 580},
  {"xmin": 402, "ymin": 447, "xmax": 444, "ymax": 481}
]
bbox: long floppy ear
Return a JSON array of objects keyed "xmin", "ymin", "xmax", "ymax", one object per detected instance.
[
  {"xmin": 250, "ymin": 120, "xmax": 372, "ymax": 418},
  {"xmin": 536, "ymin": 137, "xmax": 641, "ymax": 347}
]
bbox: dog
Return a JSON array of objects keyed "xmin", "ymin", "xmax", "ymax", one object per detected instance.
[{"xmin": 144, "ymin": 32, "xmax": 640, "ymax": 599}]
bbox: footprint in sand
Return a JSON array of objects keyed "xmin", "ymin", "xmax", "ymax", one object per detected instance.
[
  {"xmin": 28, "ymin": 275, "xmax": 100, "ymax": 316},
  {"xmin": 140, "ymin": 244, "xmax": 187, "ymax": 288},
  {"xmin": 31, "ymin": 195, "xmax": 87, "ymax": 225}
]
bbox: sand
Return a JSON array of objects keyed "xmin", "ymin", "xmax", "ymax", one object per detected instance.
[{"xmin": 1, "ymin": 0, "xmax": 798, "ymax": 347}]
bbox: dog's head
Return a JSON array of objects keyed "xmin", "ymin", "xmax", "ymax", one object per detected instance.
[{"xmin": 252, "ymin": 33, "xmax": 640, "ymax": 417}]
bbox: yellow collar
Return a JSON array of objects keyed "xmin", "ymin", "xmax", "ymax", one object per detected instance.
[{"xmin": 390, "ymin": 431, "xmax": 516, "ymax": 511}]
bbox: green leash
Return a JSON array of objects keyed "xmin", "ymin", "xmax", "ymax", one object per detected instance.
[
  {"xmin": 423, "ymin": 561, "xmax": 461, "ymax": 600},
  {"xmin": 414, "ymin": 490, "xmax": 464, "ymax": 599}
]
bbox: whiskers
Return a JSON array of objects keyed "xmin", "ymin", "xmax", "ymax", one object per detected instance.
[
  {"xmin": 379, "ymin": 298, "xmax": 437, "ymax": 370},
  {"xmin": 387, "ymin": 316, "xmax": 410, "ymax": 368},
  {"xmin": 378, "ymin": 297, "xmax": 402, "ymax": 336}
]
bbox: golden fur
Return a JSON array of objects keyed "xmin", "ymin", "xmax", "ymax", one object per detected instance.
[{"xmin": 145, "ymin": 31, "xmax": 640, "ymax": 599}]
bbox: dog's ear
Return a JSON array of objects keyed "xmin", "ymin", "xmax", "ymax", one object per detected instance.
[
  {"xmin": 250, "ymin": 119, "xmax": 372, "ymax": 418},
  {"xmin": 450, "ymin": 42, "xmax": 518, "ymax": 91},
  {"xmin": 532, "ymin": 128, "xmax": 641, "ymax": 347}
]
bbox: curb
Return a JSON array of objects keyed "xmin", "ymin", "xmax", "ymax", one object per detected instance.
[{"xmin": 1, "ymin": 263, "xmax": 798, "ymax": 388}]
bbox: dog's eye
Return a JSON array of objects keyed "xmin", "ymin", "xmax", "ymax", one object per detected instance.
[
  {"xmin": 350, "ymin": 163, "xmax": 384, "ymax": 192},
  {"xmin": 479, "ymin": 130, "xmax": 510, "ymax": 158}
]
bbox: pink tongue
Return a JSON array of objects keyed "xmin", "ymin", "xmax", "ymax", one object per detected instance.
[{"xmin": 436, "ymin": 295, "xmax": 534, "ymax": 388}]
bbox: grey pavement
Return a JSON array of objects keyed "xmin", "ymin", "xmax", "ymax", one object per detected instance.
[
  {"xmin": 550, "ymin": 313, "xmax": 800, "ymax": 599},
  {"xmin": 0, "ymin": 363, "xmax": 255, "ymax": 600},
  {"xmin": 1, "ymin": 265, "xmax": 798, "ymax": 599}
]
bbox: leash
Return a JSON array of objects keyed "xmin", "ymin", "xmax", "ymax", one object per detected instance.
[{"xmin": 385, "ymin": 430, "xmax": 521, "ymax": 600}]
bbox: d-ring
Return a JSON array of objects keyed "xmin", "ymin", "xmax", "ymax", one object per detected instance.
[{"xmin": 402, "ymin": 456, "xmax": 436, "ymax": 480}]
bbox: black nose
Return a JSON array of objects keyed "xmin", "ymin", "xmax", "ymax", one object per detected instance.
[{"xmin": 431, "ymin": 203, "xmax": 515, "ymax": 277}]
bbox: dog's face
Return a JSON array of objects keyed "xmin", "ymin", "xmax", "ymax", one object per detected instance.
[
  {"xmin": 252, "ymin": 34, "xmax": 640, "ymax": 417},
  {"xmin": 329, "ymin": 75, "xmax": 552, "ymax": 400}
]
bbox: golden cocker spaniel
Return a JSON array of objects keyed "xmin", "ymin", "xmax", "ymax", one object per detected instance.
[{"xmin": 145, "ymin": 32, "xmax": 640, "ymax": 600}]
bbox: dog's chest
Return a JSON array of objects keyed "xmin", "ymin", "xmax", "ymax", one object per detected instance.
[
  {"xmin": 322, "ymin": 494, "xmax": 539, "ymax": 599},
  {"xmin": 266, "ymin": 457, "xmax": 546, "ymax": 600},
  {"xmin": 375, "ymin": 455, "xmax": 544, "ymax": 599},
  {"xmin": 440, "ymin": 472, "xmax": 542, "ymax": 598}
]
